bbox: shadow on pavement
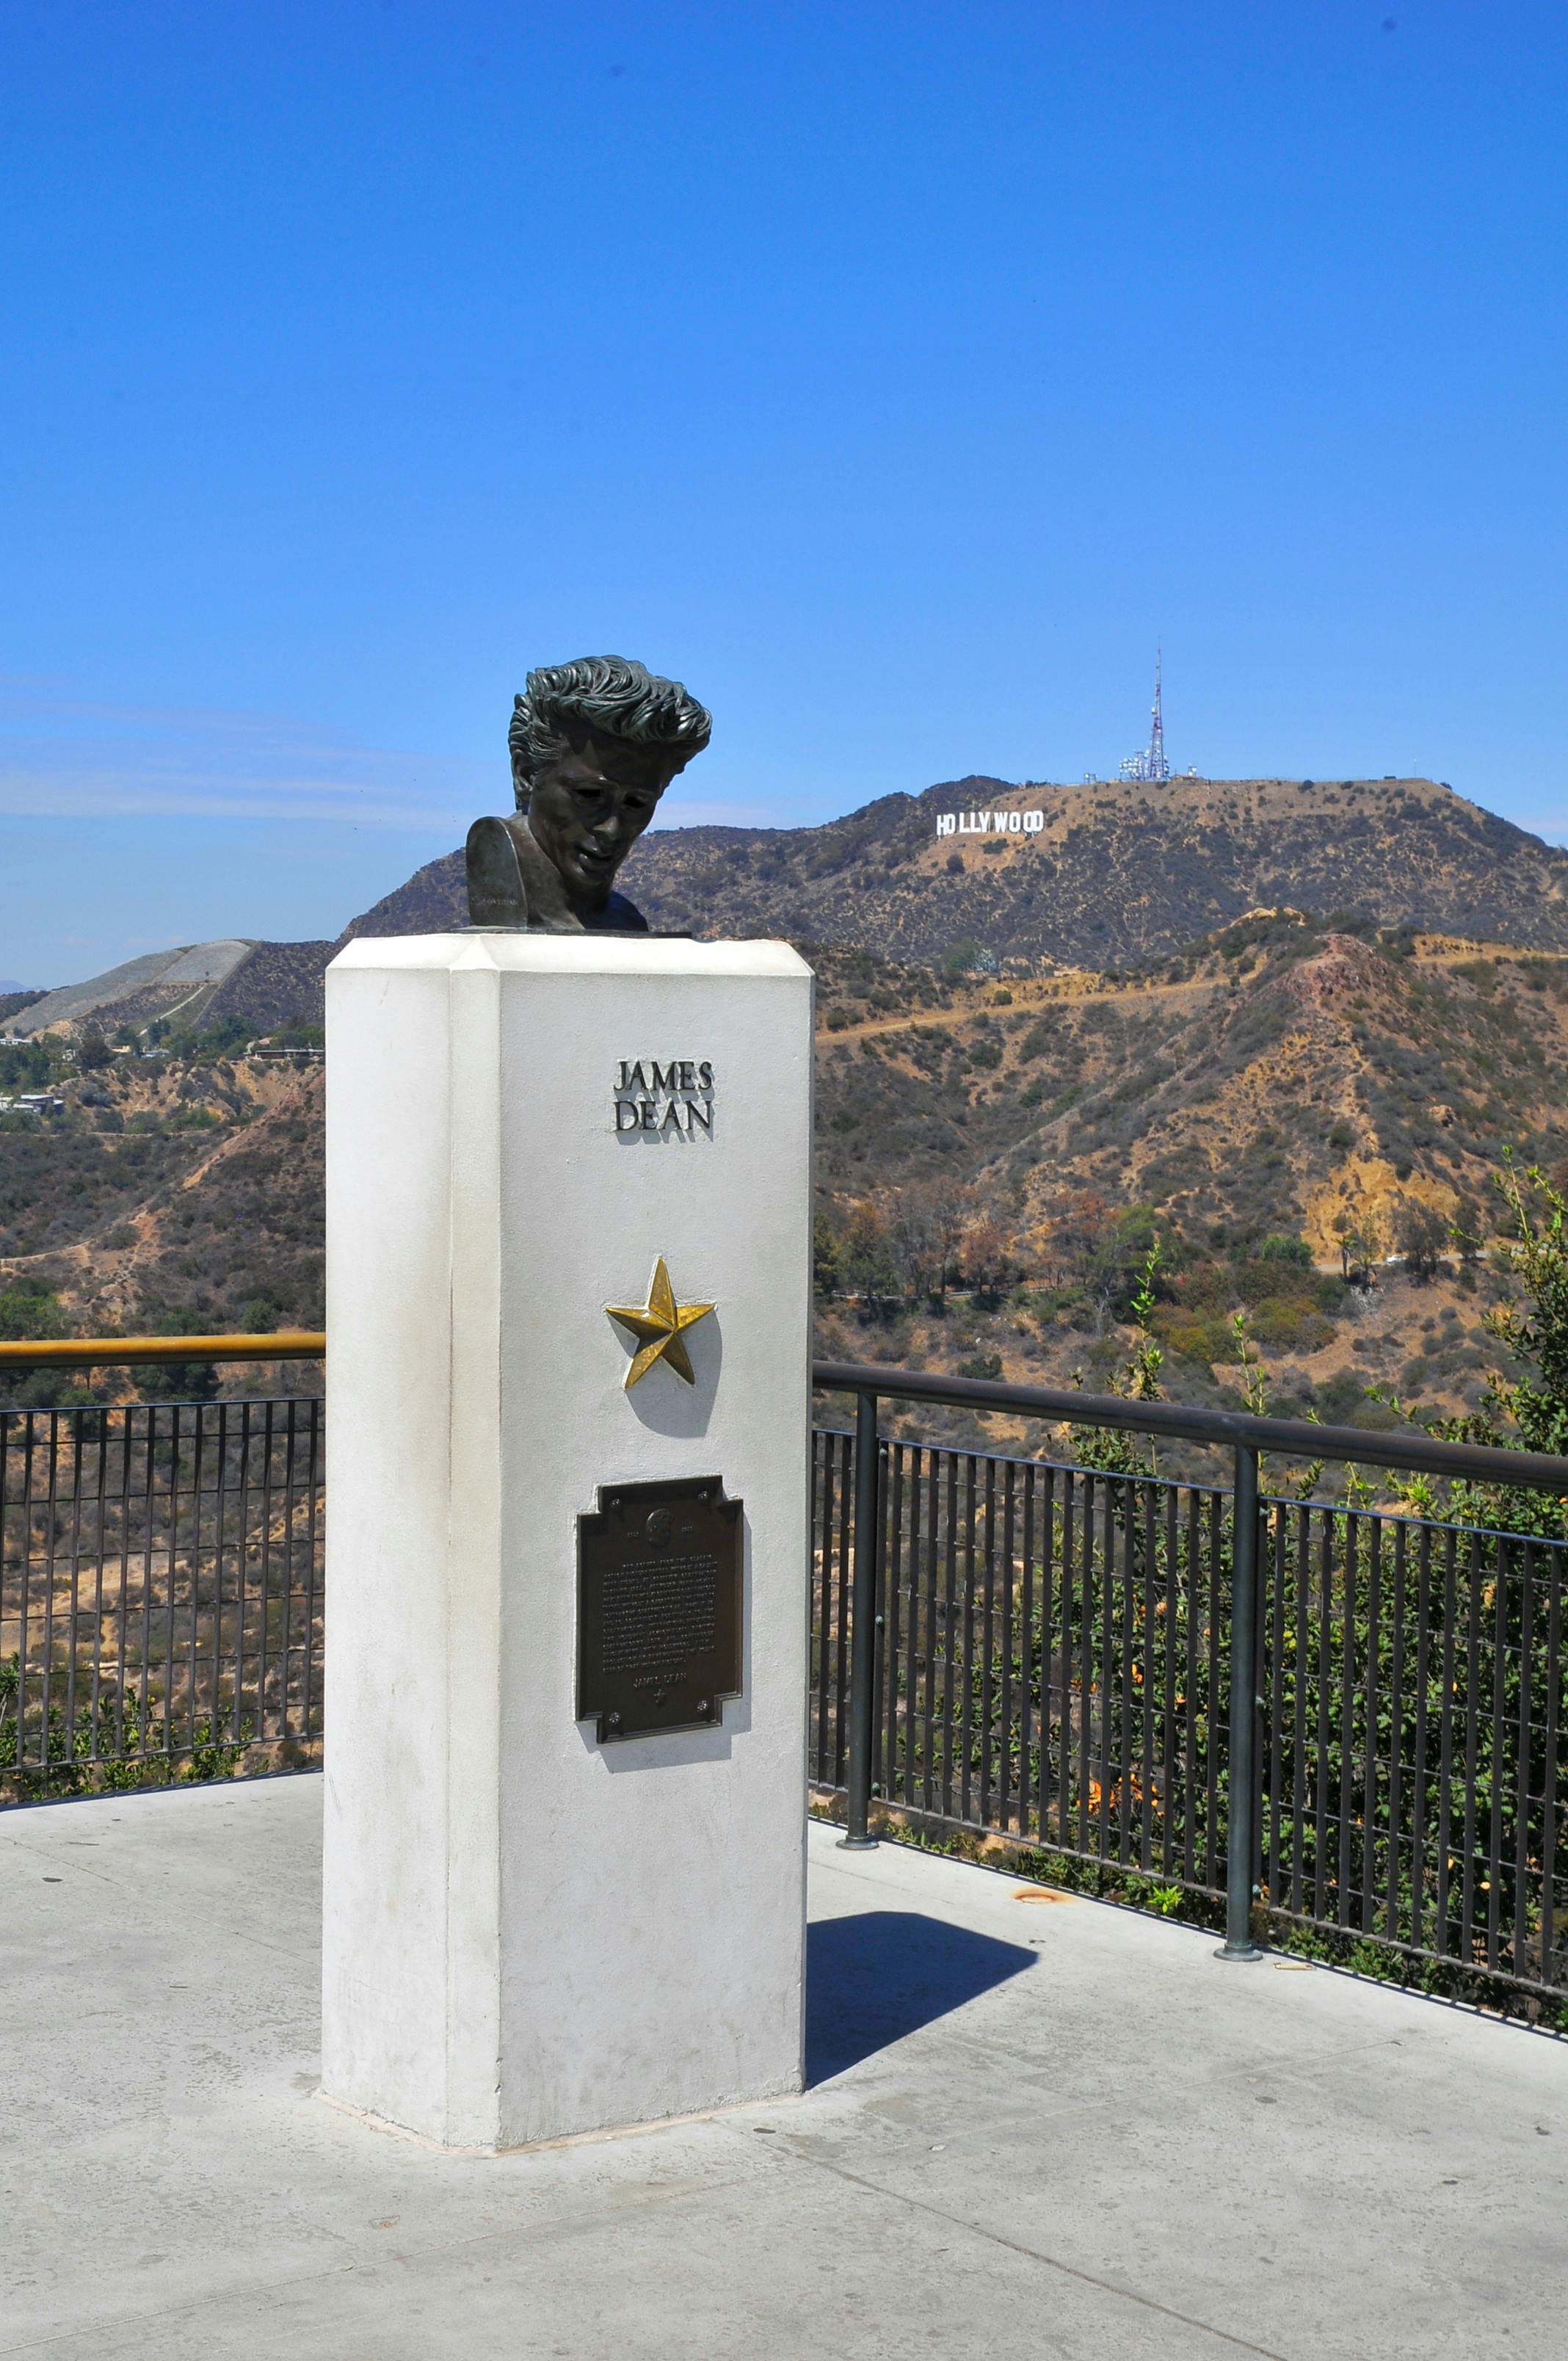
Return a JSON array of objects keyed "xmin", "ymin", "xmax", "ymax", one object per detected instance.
[{"xmin": 805, "ymin": 1909, "xmax": 1037, "ymax": 2084}]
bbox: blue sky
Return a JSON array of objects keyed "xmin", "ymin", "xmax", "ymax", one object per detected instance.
[{"xmin": 2, "ymin": 2, "xmax": 1564, "ymax": 984}]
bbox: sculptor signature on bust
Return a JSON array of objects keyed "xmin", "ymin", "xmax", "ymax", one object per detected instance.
[{"xmin": 465, "ymin": 656, "xmax": 712, "ymax": 933}]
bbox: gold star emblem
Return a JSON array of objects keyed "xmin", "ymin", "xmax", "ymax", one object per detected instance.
[{"xmin": 606, "ymin": 1256, "xmax": 715, "ymax": 1389}]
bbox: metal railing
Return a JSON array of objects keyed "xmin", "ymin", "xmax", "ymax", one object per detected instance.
[
  {"xmin": 813, "ymin": 1360, "xmax": 1568, "ymax": 1997},
  {"xmin": 1, "ymin": 1394, "xmax": 323, "ymax": 1791},
  {"xmin": 5, "ymin": 1336, "xmax": 1567, "ymax": 2009}
]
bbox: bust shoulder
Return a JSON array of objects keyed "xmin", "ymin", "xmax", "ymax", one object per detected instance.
[{"xmin": 465, "ymin": 814, "xmax": 649, "ymax": 934}]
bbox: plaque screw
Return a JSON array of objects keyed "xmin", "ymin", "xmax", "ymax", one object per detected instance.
[
  {"xmin": 607, "ymin": 1712, "xmax": 621, "ymax": 1730},
  {"xmin": 697, "ymin": 1699, "xmax": 711, "ymax": 1717}
]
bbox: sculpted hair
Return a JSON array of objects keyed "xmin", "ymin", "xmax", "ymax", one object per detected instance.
[{"xmin": 508, "ymin": 656, "xmax": 712, "ymax": 804}]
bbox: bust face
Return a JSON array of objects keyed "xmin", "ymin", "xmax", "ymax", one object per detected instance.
[{"xmin": 522, "ymin": 733, "xmax": 677, "ymax": 908}]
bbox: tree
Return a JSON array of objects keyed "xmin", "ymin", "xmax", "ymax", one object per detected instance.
[
  {"xmin": 921, "ymin": 1179, "xmax": 975, "ymax": 1308},
  {"xmin": 134, "ymin": 1305, "xmax": 218, "ymax": 1404},
  {"xmin": 1333, "ymin": 1214, "xmax": 1373, "ymax": 1286},
  {"xmin": 1259, "ymin": 1233, "xmax": 1313, "ymax": 1268},
  {"xmin": 812, "ymin": 1212, "xmax": 841, "ymax": 1301},
  {"xmin": 1449, "ymin": 1194, "xmax": 1484, "ymax": 1262},
  {"xmin": 0, "ymin": 1277, "xmax": 61, "ymax": 1343},
  {"xmin": 76, "ymin": 1033, "xmax": 112, "ymax": 1071},
  {"xmin": 1395, "ymin": 1200, "xmax": 1448, "ymax": 1283},
  {"xmin": 960, "ymin": 1214, "xmax": 1012, "ymax": 1303},
  {"xmin": 838, "ymin": 1200, "xmax": 899, "ymax": 1320},
  {"xmin": 1391, "ymin": 1158, "xmax": 1568, "ymax": 1538},
  {"xmin": 884, "ymin": 1189, "xmax": 937, "ymax": 1306}
]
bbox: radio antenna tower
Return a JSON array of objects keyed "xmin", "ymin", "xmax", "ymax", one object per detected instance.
[{"xmin": 1119, "ymin": 646, "xmax": 1172, "ymax": 783}]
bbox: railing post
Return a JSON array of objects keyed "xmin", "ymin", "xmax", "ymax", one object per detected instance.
[
  {"xmin": 838, "ymin": 1388, "xmax": 882, "ymax": 1851},
  {"xmin": 1216, "ymin": 1441, "xmax": 1263, "ymax": 1962}
]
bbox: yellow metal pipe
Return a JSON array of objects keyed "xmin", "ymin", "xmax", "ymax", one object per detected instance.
[{"xmin": 0, "ymin": 1332, "xmax": 326, "ymax": 1369}]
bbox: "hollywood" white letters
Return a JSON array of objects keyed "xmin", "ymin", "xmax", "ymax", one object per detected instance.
[{"xmin": 935, "ymin": 810, "xmax": 1045, "ymax": 837}]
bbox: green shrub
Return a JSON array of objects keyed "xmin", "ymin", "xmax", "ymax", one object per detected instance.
[{"xmin": 0, "ymin": 1277, "xmax": 60, "ymax": 1342}]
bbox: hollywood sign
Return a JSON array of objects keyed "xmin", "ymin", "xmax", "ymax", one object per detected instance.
[{"xmin": 935, "ymin": 808, "xmax": 1045, "ymax": 838}]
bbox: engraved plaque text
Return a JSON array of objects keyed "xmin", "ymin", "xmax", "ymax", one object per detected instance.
[{"xmin": 577, "ymin": 1476, "xmax": 742, "ymax": 1741}]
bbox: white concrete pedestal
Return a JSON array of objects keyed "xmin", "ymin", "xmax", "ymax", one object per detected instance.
[{"xmin": 320, "ymin": 933, "xmax": 813, "ymax": 2150}]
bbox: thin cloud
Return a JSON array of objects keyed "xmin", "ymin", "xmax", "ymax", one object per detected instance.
[
  {"xmin": 0, "ymin": 680, "xmax": 487, "ymax": 830},
  {"xmin": 0, "ymin": 679, "xmax": 791, "ymax": 835}
]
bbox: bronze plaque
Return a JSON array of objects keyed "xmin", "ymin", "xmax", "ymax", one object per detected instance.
[{"xmin": 577, "ymin": 1476, "xmax": 742, "ymax": 1742}]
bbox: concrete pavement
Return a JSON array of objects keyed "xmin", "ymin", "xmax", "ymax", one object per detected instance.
[{"xmin": 2, "ymin": 1775, "xmax": 1565, "ymax": 2358}]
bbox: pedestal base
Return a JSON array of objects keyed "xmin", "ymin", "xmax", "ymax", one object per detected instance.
[{"xmin": 321, "ymin": 933, "xmax": 813, "ymax": 2149}]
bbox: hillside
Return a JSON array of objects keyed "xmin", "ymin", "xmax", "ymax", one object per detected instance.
[
  {"xmin": 0, "ymin": 1053, "xmax": 324, "ymax": 1343},
  {"xmin": 5, "ymin": 918, "xmax": 1566, "ymax": 1460},
  {"xmin": 342, "ymin": 775, "xmax": 1568, "ymax": 971},
  {"xmin": 3, "ymin": 940, "xmax": 333, "ymax": 1042},
  {"xmin": 16, "ymin": 773, "xmax": 1567, "ymax": 1050}
]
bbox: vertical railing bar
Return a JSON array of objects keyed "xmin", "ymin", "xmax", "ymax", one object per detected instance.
[
  {"xmin": 1205, "ymin": 1488, "xmax": 1222, "ymax": 1889},
  {"xmin": 901, "ymin": 1446, "xmax": 921, "ymax": 1809},
  {"xmin": 941, "ymin": 1451, "xmax": 958, "ymax": 1822},
  {"xmin": 1539, "ymin": 1545, "xmax": 1561, "ymax": 1990},
  {"xmin": 41, "ymin": 1410, "xmax": 60, "ymax": 1765},
  {"xmin": 1114, "ymin": 1476, "xmax": 1135, "ymax": 1867},
  {"xmin": 1218, "ymin": 1445, "xmax": 1263, "ymax": 1962},
  {"xmin": 256, "ymin": 1401, "xmax": 276, "ymax": 1744},
  {"xmin": 1288, "ymin": 1503, "xmax": 1308, "ymax": 1918},
  {"xmin": 1459, "ymin": 1528, "xmax": 1484, "ymax": 1966},
  {"xmin": 1485, "ymin": 1534, "xmax": 1509, "ymax": 1969},
  {"xmin": 959, "ymin": 1455, "xmax": 976, "ymax": 1827},
  {"xmin": 1115, "ymin": 1476, "xmax": 1135, "ymax": 1868},
  {"xmin": 1362, "ymin": 1513, "xmax": 1383, "ymax": 1936},
  {"xmin": 88, "ymin": 1406, "xmax": 110, "ymax": 1765},
  {"xmin": 114, "ymin": 1405, "xmax": 134, "ymax": 1758},
  {"xmin": 921, "ymin": 1449, "xmax": 940, "ymax": 1813},
  {"xmin": 1139, "ymin": 1481, "xmax": 1155, "ymax": 1875},
  {"xmin": 839, "ymin": 1391, "xmax": 881, "ymax": 1850},
  {"xmin": 161, "ymin": 1406, "xmax": 181, "ymax": 1759},
  {"xmin": 1161, "ymin": 1481, "xmax": 1179, "ymax": 1881},
  {"xmin": 882, "ymin": 1440, "xmax": 903, "ymax": 1806},
  {"xmin": 62, "ymin": 1407, "xmax": 88, "ymax": 1766},
  {"xmin": 810, "ymin": 1429, "xmax": 832, "ymax": 1788},
  {"xmin": 832, "ymin": 1432, "xmax": 852, "ymax": 1788},
  {"xmin": 1434, "ymin": 1526, "xmax": 1458, "ymax": 1958},
  {"xmin": 1019, "ymin": 1463, "xmax": 1036, "ymax": 1841},
  {"xmin": 807, "ymin": 1432, "xmax": 824, "ymax": 1784},
  {"xmin": 304, "ymin": 1398, "xmax": 323, "ymax": 1747},
  {"xmin": 1385, "ymin": 1520, "xmax": 1408, "ymax": 1945},
  {"xmin": 1098, "ymin": 1476, "xmax": 1115, "ymax": 1863},
  {"xmin": 1336, "ymin": 1509, "xmax": 1357, "ymax": 1929},
  {"xmin": 1410, "ymin": 1522, "xmax": 1433, "ymax": 1956},
  {"xmin": 1514, "ymin": 1538, "xmax": 1536, "ymax": 1982},
  {"xmin": 1077, "ymin": 1474, "xmax": 1094, "ymax": 1856},
  {"xmin": 1183, "ymin": 1485, "xmax": 1200, "ymax": 1885},
  {"xmin": 1000, "ymin": 1458, "xmax": 1016, "ymax": 1836},
  {"xmin": 18, "ymin": 1413, "xmax": 36, "ymax": 1767},
  {"xmin": 1053, "ymin": 1466, "xmax": 1070, "ymax": 1847},
  {"xmin": 185, "ymin": 1405, "xmax": 206, "ymax": 1756},
  {"xmin": 978, "ymin": 1455, "xmax": 996, "ymax": 1830},
  {"xmin": 278, "ymin": 1401, "xmax": 300, "ymax": 1743},
  {"xmin": 1266, "ymin": 1498, "xmax": 1286, "ymax": 1915},
  {"xmin": 1313, "ymin": 1506, "xmax": 1334, "ymax": 1923},
  {"xmin": 213, "ymin": 1400, "xmax": 231, "ymax": 1755},
  {"xmin": 236, "ymin": 1403, "xmax": 256, "ymax": 1746},
  {"xmin": 137, "ymin": 1403, "xmax": 160, "ymax": 1758}
]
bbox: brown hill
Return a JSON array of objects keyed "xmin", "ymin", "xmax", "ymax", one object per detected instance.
[
  {"xmin": 810, "ymin": 918, "xmax": 1568, "ymax": 1250},
  {"xmin": 6, "ymin": 917, "xmax": 1565, "ymax": 1451},
  {"xmin": 341, "ymin": 775, "xmax": 1568, "ymax": 971}
]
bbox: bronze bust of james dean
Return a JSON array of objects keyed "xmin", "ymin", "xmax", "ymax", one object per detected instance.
[{"xmin": 466, "ymin": 656, "xmax": 712, "ymax": 932}]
